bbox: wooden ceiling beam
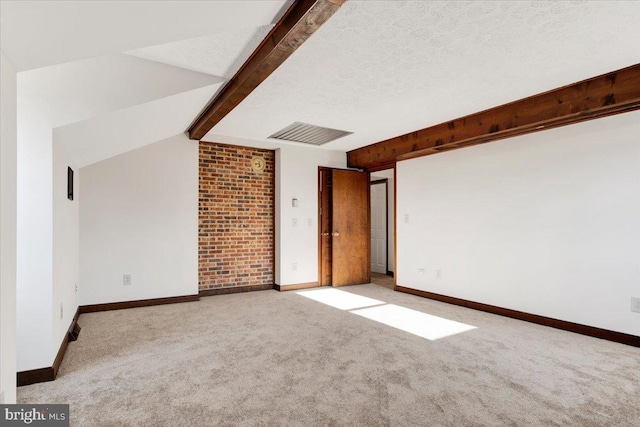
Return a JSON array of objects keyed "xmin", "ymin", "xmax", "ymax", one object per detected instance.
[
  {"xmin": 188, "ymin": 0, "xmax": 347, "ymax": 141},
  {"xmin": 347, "ymin": 63, "xmax": 640, "ymax": 170}
]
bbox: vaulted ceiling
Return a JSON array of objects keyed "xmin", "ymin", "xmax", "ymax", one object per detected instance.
[
  {"xmin": 1, "ymin": 0, "xmax": 291, "ymax": 166},
  {"xmin": 2, "ymin": 0, "xmax": 639, "ymax": 167}
]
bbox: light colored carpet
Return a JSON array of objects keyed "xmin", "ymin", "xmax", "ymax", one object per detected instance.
[
  {"xmin": 371, "ymin": 272, "xmax": 395, "ymax": 290},
  {"xmin": 18, "ymin": 284, "xmax": 640, "ymax": 426}
]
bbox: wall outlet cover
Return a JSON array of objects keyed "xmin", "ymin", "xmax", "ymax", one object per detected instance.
[{"xmin": 631, "ymin": 297, "xmax": 640, "ymax": 313}]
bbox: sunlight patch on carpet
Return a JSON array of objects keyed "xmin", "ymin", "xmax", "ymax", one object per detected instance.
[
  {"xmin": 296, "ymin": 288, "xmax": 385, "ymax": 310},
  {"xmin": 350, "ymin": 304, "xmax": 477, "ymax": 340}
]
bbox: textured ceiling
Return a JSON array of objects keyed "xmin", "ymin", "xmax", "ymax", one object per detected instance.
[
  {"xmin": 0, "ymin": 0, "xmax": 289, "ymax": 71},
  {"xmin": 19, "ymin": 54, "xmax": 222, "ymax": 128},
  {"xmin": 5, "ymin": 0, "xmax": 289, "ymax": 168},
  {"xmin": 126, "ymin": 26, "xmax": 275, "ymax": 79},
  {"xmin": 55, "ymin": 84, "xmax": 223, "ymax": 168},
  {"xmin": 205, "ymin": 0, "xmax": 640, "ymax": 152},
  {"xmin": 7, "ymin": 0, "xmax": 640, "ymax": 167}
]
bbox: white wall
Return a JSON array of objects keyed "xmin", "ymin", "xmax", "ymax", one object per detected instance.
[
  {"xmin": 397, "ymin": 111, "xmax": 640, "ymax": 336},
  {"xmin": 275, "ymin": 145, "xmax": 346, "ymax": 285},
  {"xmin": 52, "ymin": 142, "xmax": 79, "ymax": 352},
  {"xmin": 79, "ymin": 132, "xmax": 343, "ymax": 300},
  {"xmin": 79, "ymin": 134, "xmax": 198, "ymax": 305},
  {"xmin": 1, "ymin": 51, "xmax": 18, "ymax": 403},
  {"xmin": 16, "ymin": 75, "xmax": 53, "ymax": 371},
  {"xmin": 16, "ymin": 69, "xmax": 84, "ymax": 373}
]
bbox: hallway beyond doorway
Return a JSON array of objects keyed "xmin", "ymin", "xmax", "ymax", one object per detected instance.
[{"xmin": 370, "ymin": 272, "xmax": 394, "ymax": 290}]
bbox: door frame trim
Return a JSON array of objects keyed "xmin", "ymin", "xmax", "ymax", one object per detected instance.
[{"xmin": 393, "ymin": 167, "xmax": 397, "ymax": 289}]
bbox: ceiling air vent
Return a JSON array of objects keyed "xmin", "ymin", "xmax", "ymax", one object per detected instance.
[{"xmin": 268, "ymin": 122, "xmax": 352, "ymax": 145}]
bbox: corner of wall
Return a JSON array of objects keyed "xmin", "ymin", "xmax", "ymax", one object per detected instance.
[
  {"xmin": 274, "ymin": 149, "xmax": 282, "ymax": 285},
  {"xmin": 1, "ymin": 49, "xmax": 18, "ymax": 403},
  {"xmin": 16, "ymin": 58, "xmax": 55, "ymax": 373},
  {"xmin": 52, "ymin": 141, "xmax": 79, "ymax": 356}
]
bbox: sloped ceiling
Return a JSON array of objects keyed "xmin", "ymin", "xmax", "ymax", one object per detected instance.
[
  {"xmin": 1, "ymin": 0, "xmax": 291, "ymax": 167},
  {"xmin": 125, "ymin": 26, "xmax": 275, "ymax": 79},
  {"xmin": 19, "ymin": 54, "xmax": 223, "ymax": 129},
  {"xmin": 0, "ymin": 1, "xmax": 290, "ymax": 72},
  {"xmin": 54, "ymin": 85, "xmax": 222, "ymax": 167},
  {"xmin": 204, "ymin": 0, "xmax": 640, "ymax": 152}
]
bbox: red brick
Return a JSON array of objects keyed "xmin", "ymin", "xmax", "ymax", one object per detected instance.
[{"xmin": 198, "ymin": 142, "xmax": 274, "ymax": 291}]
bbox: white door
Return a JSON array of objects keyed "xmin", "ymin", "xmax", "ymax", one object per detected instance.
[{"xmin": 370, "ymin": 182, "xmax": 387, "ymax": 274}]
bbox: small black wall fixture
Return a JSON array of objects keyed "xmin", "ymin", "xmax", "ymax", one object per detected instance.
[{"xmin": 67, "ymin": 167, "xmax": 74, "ymax": 201}]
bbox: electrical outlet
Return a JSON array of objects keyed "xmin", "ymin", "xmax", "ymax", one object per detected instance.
[
  {"xmin": 307, "ymin": 218, "xmax": 313, "ymax": 227},
  {"xmin": 292, "ymin": 218, "xmax": 298, "ymax": 227},
  {"xmin": 292, "ymin": 262, "xmax": 298, "ymax": 271},
  {"xmin": 404, "ymin": 214, "xmax": 410, "ymax": 224},
  {"xmin": 631, "ymin": 297, "xmax": 640, "ymax": 313},
  {"xmin": 60, "ymin": 303, "xmax": 63, "ymax": 320},
  {"xmin": 123, "ymin": 274, "xmax": 132, "ymax": 286},
  {"xmin": 435, "ymin": 269, "xmax": 442, "ymax": 279},
  {"xmin": 75, "ymin": 283, "xmax": 78, "ymax": 293},
  {"xmin": 418, "ymin": 268, "xmax": 425, "ymax": 275}
]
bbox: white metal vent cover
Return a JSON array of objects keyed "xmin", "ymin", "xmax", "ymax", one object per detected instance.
[{"xmin": 268, "ymin": 122, "xmax": 353, "ymax": 145}]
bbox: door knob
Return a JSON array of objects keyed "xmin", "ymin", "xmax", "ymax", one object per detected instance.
[
  {"xmin": 321, "ymin": 232, "xmax": 330, "ymax": 236},
  {"xmin": 332, "ymin": 231, "xmax": 340, "ymax": 237}
]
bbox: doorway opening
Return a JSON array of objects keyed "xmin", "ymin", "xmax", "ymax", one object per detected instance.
[{"xmin": 369, "ymin": 168, "xmax": 395, "ymax": 290}]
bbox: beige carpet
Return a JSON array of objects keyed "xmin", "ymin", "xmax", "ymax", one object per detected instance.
[
  {"xmin": 18, "ymin": 284, "xmax": 640, "ymax": 426},
  {"xmin": 371, "ymin": 272, "xmax": 395, "ymax": 290}
]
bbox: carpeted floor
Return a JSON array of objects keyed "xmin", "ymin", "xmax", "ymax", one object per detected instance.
[
  {"xmin": 18, "ymin": 284, "xmax": 640, "ymax": 426},
  {"xmin": 371, "ymin": 272, "xmax": 395, "ymax": 290}
]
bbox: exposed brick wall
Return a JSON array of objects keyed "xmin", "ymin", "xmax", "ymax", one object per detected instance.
[{"xmin": 199, "ymin": 142, "xmax": 274, "ymax": 291}]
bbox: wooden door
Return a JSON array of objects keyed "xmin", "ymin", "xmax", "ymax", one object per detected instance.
[
  {"xmin": 370, "ymin": 181, "xmax": 387, "ymax": 274},
  {"xmin": 318, "ymin": 169, "xmax": 333, "ymax": 286},
  {"xmin": 331, "ymin": 169, "xmax": 370, "ymax": 286}
]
